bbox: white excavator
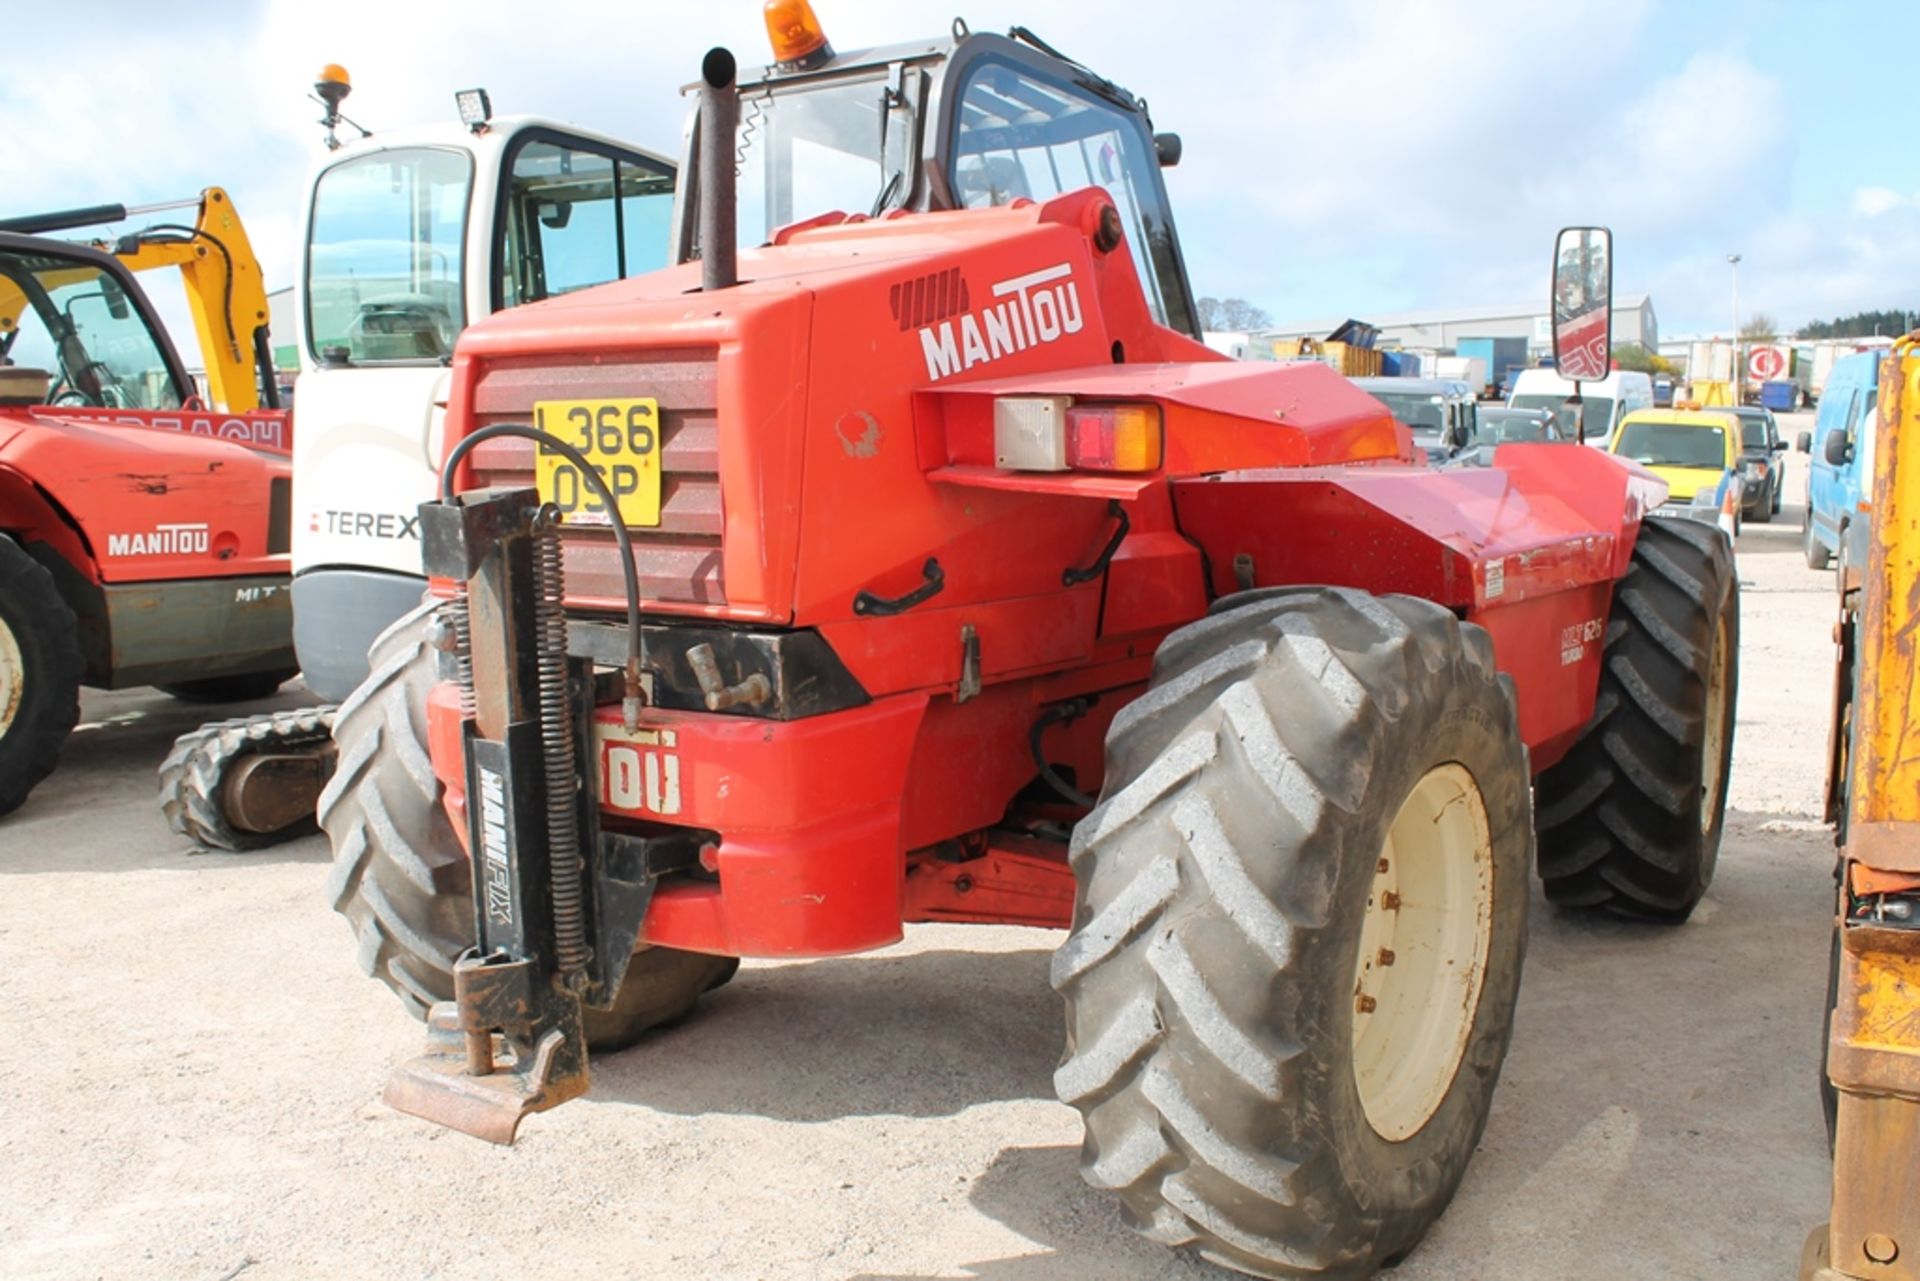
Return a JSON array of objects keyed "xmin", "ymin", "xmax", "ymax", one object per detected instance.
[{"xmin": 159, "ymin": 67, "xmax": 677, "ymax": 847}]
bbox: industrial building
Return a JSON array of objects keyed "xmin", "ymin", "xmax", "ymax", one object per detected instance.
[{"xmin": 1248, "ymin": 294, "xmax": 1659, "ymax": 360}]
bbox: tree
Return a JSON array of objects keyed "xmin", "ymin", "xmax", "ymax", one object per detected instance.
[
  {"xmin": 1739, "ymin": 313, "xmax": 1779, "ymax": 343},
  {"xmin": 1612, "ymin": 343, "xmax": 1678, "ymax": 376},
  {"xmin": 1196, "ymin": 297, "xmax": 1273, "ymax": 331},
  {"xmin": 1800, "ymin": 308, "xmax": 1918, "ymax": 340}
]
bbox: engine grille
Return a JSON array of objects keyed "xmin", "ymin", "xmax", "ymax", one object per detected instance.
[{"xmin": 467, "ymin": 349, "xmax": 723, "ymax": 606}]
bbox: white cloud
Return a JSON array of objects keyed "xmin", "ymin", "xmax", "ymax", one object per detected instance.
[
  {"xmin": 0, "ymin": 3, "xmax": 1904, "ymax": 344},
  {"xmin": 1852, "ymin": 186, "xmax": 1910, "ymax": 218},
  {"xmin": 1651, "ymin": 188, "xmax": 1920, "ymax": 335}
]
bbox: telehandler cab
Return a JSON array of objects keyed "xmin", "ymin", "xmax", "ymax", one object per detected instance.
[{"xmin": 321, "ymin": 9, "xmax": 1739, "ymax": 1276}]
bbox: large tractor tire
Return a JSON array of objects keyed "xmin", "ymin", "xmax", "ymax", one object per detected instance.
[
  {"xmin": 1055, "ymin": 587, "xmax": 1532, "ymax": 1279},
  {"xmin": 156, "ymin": 670, "xmax": 298, "ymax": 703},
  {"xmin": 0, "ymin": 537, "xmax": 83, "ymax": 817},
  {"xmin": 1535, "ymin": 518, "xmax": 1738, "ymax": 922},
  {"xmin": 318, "ymin": 601, "xmax": 736, "ymax": 1049}
]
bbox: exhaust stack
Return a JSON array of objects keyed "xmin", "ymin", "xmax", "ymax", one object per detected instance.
[{"xmin": 698, "ymin": 47, "xmax": 739, "ymax": 293}]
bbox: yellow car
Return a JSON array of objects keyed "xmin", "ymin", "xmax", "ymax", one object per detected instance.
[{"xmin": 1610, "ymin": 407, "xmax": 1744, "ymax": 531}]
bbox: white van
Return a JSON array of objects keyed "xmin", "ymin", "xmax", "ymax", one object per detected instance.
[{"xmin": 1508, "ymin": 369, "xmax": 1655, "ymax": 448}]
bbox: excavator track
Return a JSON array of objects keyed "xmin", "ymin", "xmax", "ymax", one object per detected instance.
[{"xmin": 158, "ymin": 706, "xmax": 338, "ymax": 851}]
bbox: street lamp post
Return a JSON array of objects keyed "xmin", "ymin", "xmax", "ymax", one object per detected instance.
[{"xmin": 1728, "ymin": 253, "xmax": 1742, "ymax": 404}]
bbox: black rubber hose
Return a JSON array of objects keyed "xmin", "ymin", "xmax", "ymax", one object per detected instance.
[
  {"xmin": 139, "ymin": 225, "xmax": 238, "ymax": 358},
  {"xmin": 438, "ymin": 422, "xmax": 645, "ymax": 687},
  {"xmin": 1031, "ymin": 699, "xmax": 1096, "ymax": 809}
]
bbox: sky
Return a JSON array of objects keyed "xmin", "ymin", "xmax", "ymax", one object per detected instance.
[{"xmin": 5, "ymin": 0, "xmax": 1917, "ymax": 343}]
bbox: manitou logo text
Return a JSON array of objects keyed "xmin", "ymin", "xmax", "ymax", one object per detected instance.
[
  {"xmin": 919, "ymin": 263, "xmax": 1084, "ymax": 381},
  {"xmin": 599, "ymin": 726, "xmax": 683, "ymax": 818},
  {"xmin": 107, "ymin": 522, "xmax": 209, "ymax": 557},
  {"xmin": 477, "ymin": 766, "xmax": 514, "ymax": 927}
]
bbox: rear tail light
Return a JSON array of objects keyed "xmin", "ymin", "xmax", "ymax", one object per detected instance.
[
  {"xmin": 992, "ymin": 396, "xmax": 1162, "ymax": 473},
  {"xmin": 1067, "ymin": 403, "xmax": 1162, "ymax": 471}
]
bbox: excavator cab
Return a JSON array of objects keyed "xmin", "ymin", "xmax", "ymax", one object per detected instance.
[{"xmin": 670, "ymin": 23, "xmax": 1199, "ymax": 338}]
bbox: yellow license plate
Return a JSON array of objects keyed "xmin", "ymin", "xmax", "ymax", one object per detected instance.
[{"xmin": 533, "ymin": 397, "xmax": 662, "ymax": 527}]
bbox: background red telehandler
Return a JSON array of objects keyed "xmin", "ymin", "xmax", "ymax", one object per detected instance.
[
  {"xmin": 0, "ymin": 211, "xmax": 303, "ymax": 821},
  {"xmin": 319, "ymin": 11, "xmax": 1738, "ymax": 1278}
]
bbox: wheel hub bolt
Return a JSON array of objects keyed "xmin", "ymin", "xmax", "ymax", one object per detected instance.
[
  {"xmin": 1378, "ymin": 948, "xmax": 1396, "ymax": 967},
  {"xmin": 1356, "ymin": 994, "xmax": 1377, "ymax": 1014},
  {"xmin": 1381, "ymin": 891, "xmax": 1402, "ymax": 911}
]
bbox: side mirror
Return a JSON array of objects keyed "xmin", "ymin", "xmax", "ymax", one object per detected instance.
[
  {"xmin": 1551, "ymin": 226, "xmax": 1612, "ymax": 383},
  {"xmin": 1154, "ymin": 133, "xmax": 1183, "ymax": 167},
  {"xmin": 1825, "ymin": 431, "xmax": 1853, "ymax": 466},
  {"xmin": 1796, "ymin": 431, "xmax": 1812, "ymax": 453},
  {"xmin": 1771, "ymin": 439, "xmax": 1788, "ymax": 451}
]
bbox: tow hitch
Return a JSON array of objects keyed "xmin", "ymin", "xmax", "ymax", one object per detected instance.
[{"xmin": 383, "ymin": 487, "xmax": 688, "ymax": 1143}]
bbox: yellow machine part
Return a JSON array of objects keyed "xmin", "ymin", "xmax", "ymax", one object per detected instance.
[
  {"xmin": 1811, "ymin": 334, "xmax": 1920, "ymax": 1281},
  {"xmin": 1692, "ymin": 378, "xmax": 1734, "ymax": 406}
]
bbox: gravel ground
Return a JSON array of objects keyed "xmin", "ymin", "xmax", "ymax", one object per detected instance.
[{"xmin": 1, "ymin": 421, "xmax": 1843, "ymax": 1281}]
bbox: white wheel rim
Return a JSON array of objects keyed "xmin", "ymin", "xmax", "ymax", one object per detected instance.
[
  {"xmin": 1701, "ymin": 613, "xmax": 1731, "ymax": 833},
  {"xmin": 1351, "ymin": 763, "xmax": 1496, "ymax": 1142},
  {"xmin": 0, "ymin": 612, "xmax": 22, "ymax": 738}
]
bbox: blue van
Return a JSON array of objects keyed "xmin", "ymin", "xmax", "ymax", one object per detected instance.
[{"xmin": 1798, "ymin": 351, "xmax": 1879, "ymax": 571}]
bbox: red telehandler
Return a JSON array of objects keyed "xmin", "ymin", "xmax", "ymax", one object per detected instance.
[
  {"xmin": 319, "ymin": 9, "xmax": 1738, "ymax": 1277},
  {"xmin": 0, "ymin": 204, "xmax": 302, "ymax": 821}
]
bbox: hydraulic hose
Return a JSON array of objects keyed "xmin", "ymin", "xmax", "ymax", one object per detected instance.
[
  {"xmin": 1031, "ymin": 699, "xmax": 1097, "ymax": 809},
  {"xmin": 137, "ymin": 225, "xmax": 239, "ymax": 360},
  {"xmin": 438, "ymin": 423, "xmax": 647, "ymax": 726}
]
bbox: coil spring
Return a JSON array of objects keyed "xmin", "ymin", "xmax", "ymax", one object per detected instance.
[{"xmin": 533, "ymin": 515, "xmax": 589, "ymax": 980}]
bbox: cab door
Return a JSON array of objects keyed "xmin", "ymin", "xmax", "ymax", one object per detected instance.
[
  {"xmin": 940, "ymin": 39, "xmax": 1199, "ymax": 337},
  {"xmin": 1840, "ymin": 368, "xmax": 1879, "ymax": 518},
  {"xmin": 491, "ymin": 129, "xmax": 676, "ymax": 311}
]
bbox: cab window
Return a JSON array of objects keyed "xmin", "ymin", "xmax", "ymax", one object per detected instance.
[
  {"xmin": 1822, "ymin": 390, "xmax": 1859, "ymax": 452},
  {"xmin": 497, "ymin": 136, "xmax": 675, "ymax": 310},
  {"xmin": 0, "ymin": 250, "xmax": 182, "ymax": 409},
  {"xmin": 1851, "ymin": 385, "xmax": 1876, "ymax": 436},
  {"xmin": 307, "ymin": 147, "xmax": 470, "ymax": 363},
  {"xmin": 950, "ymin": 57, "xmax": 1194, "ymax": 335},
  {"xmin": 1615, "ymin": 419, "xmax": 1728, "ymax": 469}
]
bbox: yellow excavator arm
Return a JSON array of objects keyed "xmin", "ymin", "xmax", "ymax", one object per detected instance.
[
  {"xmin": 0, "ymin": 188, "xmax": 273, "ymax": 412},
  {"xmin": 101, "ymin": 188, "xmax": 271, "ymax": 413}
]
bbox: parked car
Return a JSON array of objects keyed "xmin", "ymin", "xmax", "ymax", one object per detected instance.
[
  {"xmin": 1509, "ymin": 368, "xmax": 1656, "ymax": 449},
  {"xmin": 1470, "ymin": 405, "xmax": 1569, "ymax": 446},
  {"xmin": 1796, "ymin": 350, "xmax": 1879, "ymax": 571},
  {"xmin": 1653, "ymin": 374, "xmax": 1675, "ymax": 407},
  {"xmin": 1611, "ymin": 407, "xmax": 1744, "ymax": 532},
  {"xmin": 1350, "ymin": 376, "xmax": 1478, "ymax": 461},
  {"xmin": 1721, "ymin": 404, "xmax": 1788, "ymax": 522}
]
